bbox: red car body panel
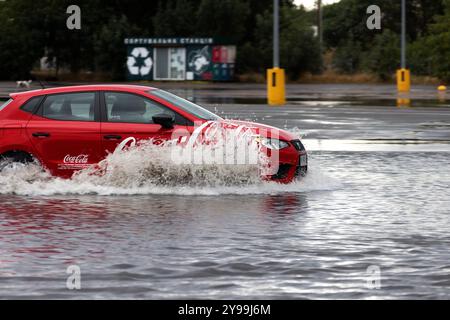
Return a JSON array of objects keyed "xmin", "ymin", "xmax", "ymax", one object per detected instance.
[
  {"xmin": 26, "ymin": 116, "xmax": 102, "ymax": 177},
  {"xmin": 0, "ymin": 85, "xmax": 307, "ymax": 183}
]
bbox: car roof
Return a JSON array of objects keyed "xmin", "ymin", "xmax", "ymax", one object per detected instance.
[{"xmin": 9, "ymin": 84, "xmax": 157, "ymax": 99}]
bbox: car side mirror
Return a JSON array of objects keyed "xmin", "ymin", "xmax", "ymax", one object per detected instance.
[{"xmin": 152, "ymin": 113, "xmax": 175, "ymax": 129}]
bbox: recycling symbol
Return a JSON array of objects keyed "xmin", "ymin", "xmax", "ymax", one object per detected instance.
[{"xmin": 127, "ymin": 47, "xmax": 153, "ymax": 76}]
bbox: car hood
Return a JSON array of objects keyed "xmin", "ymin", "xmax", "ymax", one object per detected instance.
[{"xmin": 218, "ymin": 119, "xmax": 299, "ymax": 142}]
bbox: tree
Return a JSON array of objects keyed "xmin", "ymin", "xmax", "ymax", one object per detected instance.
[
  {"xmin": 409, "ymin": 0, "xmax": 450, "ymax": 81},
  {"xmin": 323, "ymin": 0, "xmax": 444, "ymax": 50},
  {"xmin": 252, "ymin": 5, "xmax": 322, "ymax": 79},
  {"xmin": 0, "ymin": 0, "xmax": 45, "ymax": 79},
  {"xmin": 93, "ymin": 15, "xmax": 137, "ymax": 80},
  {"xmin": 195, "ymin": 0, "xmax": 251, "ymax": 44},
  {"xmin": 332, "ymin": 37, "xmax": 363, "ymax": 74},
  {"xmin": 362, "ymin": 30, "xmax": 400, "ymax": 80},
  {"xmin": 153, "ymin": 0, "xmax": 197, "ymax": 36}
]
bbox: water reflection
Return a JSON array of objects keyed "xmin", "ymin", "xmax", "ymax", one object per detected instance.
[
  {"xmin": 0, "ymin": 193, "xmax": 310, "ymax": 263},
  {"xmin": 438, "ymin": 91, "xmax": 446, "ymax": 103},
  {"xmin": 0, "ymin": 151, "xmax": 449, "ymax": 299},
  {"xmin": 166, "ymin": 87, "xmax": 450, "ymax": 108},
  {"xmin": 262, "ymin": 193, "xmax": 308, "ymax": 216}
]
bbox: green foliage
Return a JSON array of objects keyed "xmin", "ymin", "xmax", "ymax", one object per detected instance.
[
  {"xmin": 332, "ymin": 38, "xmax": 363, "ymax": 74},
  {"xmin": 323, "ymin": 0, "xmax": 380, "ymax": 49},
  {"xmin": 93, "ymin": 15, "xmax": 136, "ymax": 80},
  {"xmin": 408, "ymin": 40, "xmax": 433, "ymax": 76},
  {"xmin": 280, "ymin": 7, "xmax": 322, "ymax": 78},
  {"xmin": 362, "ymin": 30, "xmax": 400, "ymax": 80},
  {"xmin": 323, "ymin": 0, "xmax": 444, "ymax": 49},
  {"xmin": 0, "ymin": 0, "xmax": 45, "ymax": 79},
  {"xmin": 409, "ymin": 0, "xmax": 450, "ymax": 81},
  {"xmin": 1, "ymin": 0, "xmax": 448, "ymax": 81},
  {"xmin": 0, "ymin": 0, "xmax": 323, "ymax": 81},
  {"xmin": 153, "ymin": 0, "xmax": 197, "ymax": 37},
  {"xmin": 196, "ymin": 0, "xmax": 251, "ymax": 44},
  {"xmin": 323, "ymin": 0, "xmax": 445, "ymax": 80},
  {"xmin": 253, "ymin": 6, "xmax": 322, "ymax": 79}
]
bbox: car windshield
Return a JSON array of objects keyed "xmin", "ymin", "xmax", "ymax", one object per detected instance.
[
  {"xmin": 0, "ymin": 99, "xmax": 13, "ymax": 112},
  {"xmin": 150, "ymin": 90, "xmax": 221, "ymax": 121}
]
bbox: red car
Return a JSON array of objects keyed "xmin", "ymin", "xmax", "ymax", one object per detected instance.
[{"xmin": 0, "ymin": 85, "xmax": 307, "ymax": 183}]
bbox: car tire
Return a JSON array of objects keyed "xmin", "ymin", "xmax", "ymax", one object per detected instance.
[{"xmin": 0, "ymin": 152, "xmax": 34, "ymax": 171}]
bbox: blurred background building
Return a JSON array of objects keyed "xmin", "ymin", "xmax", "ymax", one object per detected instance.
[{"xmin": 125, "ymin": 38, "xmax": 236, "ymax": 81}]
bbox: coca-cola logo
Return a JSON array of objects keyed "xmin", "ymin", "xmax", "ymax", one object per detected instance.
[{"xmin": 63, "ymin": 154, "xmax": 89, "ymax": 164}]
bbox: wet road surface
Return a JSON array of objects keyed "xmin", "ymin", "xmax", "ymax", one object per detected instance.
[{"xmin": 0, "ymin": 83, "xmax": 449, "ymax": 299}]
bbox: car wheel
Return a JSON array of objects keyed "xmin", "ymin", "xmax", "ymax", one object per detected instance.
[{"xmin": 0, "ymin": 152, "xmax": 34, "ymax": 171}]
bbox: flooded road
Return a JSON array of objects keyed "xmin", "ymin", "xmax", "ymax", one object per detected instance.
[{"xmin": 1, "ymin": 85, "xmax": 450, "ymax": 299}]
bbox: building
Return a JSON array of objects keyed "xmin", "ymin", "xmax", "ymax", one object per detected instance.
[{"xmin": 124, "ymin": 37, "xmax": 236, "ymax": 81}]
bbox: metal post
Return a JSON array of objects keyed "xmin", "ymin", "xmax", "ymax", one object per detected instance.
[
  {"xmin": 401, "ymin": 0, "xmax": 406, "ymax": 69},
  {"xmin": 273, "ymin": 0, "xmax": 279, "ymax": 68},
  {"xmin": 318, "ymin": 0, "xmax": 323, "ymax": 53},
  {"xmin": 267, "ymin": 0, "xmax": 285, "ymax": 105},
  {"xmin": 397, "ymin": 0, "xmax": 410, "ymax": 100}
]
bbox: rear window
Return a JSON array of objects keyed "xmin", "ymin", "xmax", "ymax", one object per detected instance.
[
  {"xmin": 20, "ymin": 96, "xmax": 44, "ymax": 114},
  {"xmin": 0, "ymin": 99, "xmax": 13, "ymax": 112},
  {"xmin": 42, "ymin": 92, "xmax": 96, "ymax": 122}
]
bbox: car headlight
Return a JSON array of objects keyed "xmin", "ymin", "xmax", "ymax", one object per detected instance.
[{"xmin": 260, "ymin": 138, "xmax": 290, "ymax": 150}]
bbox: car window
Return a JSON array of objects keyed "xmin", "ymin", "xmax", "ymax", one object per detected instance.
[
  {"xmin": 0, "ymin": 99, "xmax": 13, "ymax": 112},
  {"xmin": 105, "ymin": 92, "xmax": 177, "ymax": 124},
  {"xmin": 20, "ymin": 96, "xmax": 43, "ymax": 114},
  {"xmin": 42, "ymin": 92, "xmax": 95, "ymax": 122},
  {"xmin": 151, "ymin": 89, "xmax": 221, "ymax": 121}
]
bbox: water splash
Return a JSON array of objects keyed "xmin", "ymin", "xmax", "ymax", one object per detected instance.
[
  {"xmin": 74, "ymin": 137, "xmax": 265, "ymax": 189},
  {"xmin": 0, "ymin": 127, "xmax": 339, "ymax": 196},
  {"xmin": 0, "ymin": 161, "xmax": 338, "ymax": 197}
]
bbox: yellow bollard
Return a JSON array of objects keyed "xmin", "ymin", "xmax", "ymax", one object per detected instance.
[
  {"xmin": 397, "ymin": 88, "xmax": 411, "ymax": 108},
  {"xmin": 397, "ymin": 68, "xmax": 411, "ymax": 92},
  {"xmin": 267, "ymin": 68, "xmax": 286, "ymax": 105}
]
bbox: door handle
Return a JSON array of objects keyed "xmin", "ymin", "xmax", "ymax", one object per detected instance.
[
  {"xmin": 104, "ymin": 135, "xmax": 122, "ymax": 140},
  {"xmin": 32, "ymin": 132, "xmax": 50, "ymax": 138}
]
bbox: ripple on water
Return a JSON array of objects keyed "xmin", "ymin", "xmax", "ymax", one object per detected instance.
[{"xmin": 0, "ymin": 151, "xmax": 449, "ymax": 299}]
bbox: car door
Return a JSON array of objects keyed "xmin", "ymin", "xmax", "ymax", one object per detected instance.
[
  {"xmin": 100, "ymin": 91, "xmax": 190, "ymax": 156},
  {"xmin": 26, "ymin": 91, "xmax": 102, "ymax": 177}
]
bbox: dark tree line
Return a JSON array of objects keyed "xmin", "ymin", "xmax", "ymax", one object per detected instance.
[
  {"xmin": 1, "ymin": 0, "xmax": 450, "ymax": 82},
  {"xmin": 0, "ymin": 0, "xmax": 320, "ymax": 80},
  {"xmin": 322, "ymin": 0, "xmax": 449, "ymax": 81}
]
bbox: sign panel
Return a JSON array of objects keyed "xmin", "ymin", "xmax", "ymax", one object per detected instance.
[
  {"xmin": 126, "ymin": 46, "xmax": 153, "ymax": 81},
  {"xmin": 187, "ymin": 45, "xmax": 213, "ymax": 81},
  {"xmin": 125, "ymin": 38, "xmax": 214, "ymax": 45},
  {"xmin": 125, "ymin": 39, "xmax": 236, "ymax": 81}
]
